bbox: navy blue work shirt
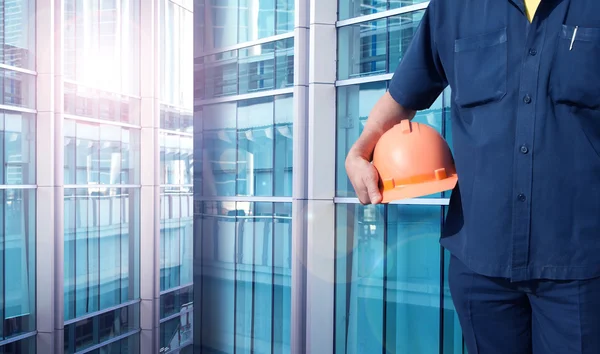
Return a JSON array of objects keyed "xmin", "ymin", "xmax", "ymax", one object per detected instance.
[{"xmin": 388, "ymin": 0, "xmax": 600, "ymax": 282}]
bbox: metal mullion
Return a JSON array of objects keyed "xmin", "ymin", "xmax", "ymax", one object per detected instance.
[
  {"xmin": 381, "ymin": 204, "xmax": 388, "ymax": 354},
  {"xmin": 270, "ymin": 204, "xmax": 276, "ymax": 354},
  {"xmin": 1, "ymin": 190, "xmax": 5, "ymax": 340}
]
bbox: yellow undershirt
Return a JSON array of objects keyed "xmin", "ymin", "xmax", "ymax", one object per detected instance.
[{"xmin": 524, "ymin": 0, "xmax": 541, "ymax": 22}]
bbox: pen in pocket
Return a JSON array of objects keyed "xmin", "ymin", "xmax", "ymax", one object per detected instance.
[{"xmin": 570, "ymin": 26, "xmax": 578, "ymax": 50}]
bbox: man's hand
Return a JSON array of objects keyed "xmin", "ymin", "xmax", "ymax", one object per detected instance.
[
  {"xmin": 343, "ymin": 92, "xmax": 415, "ymax": 205},
  {"xmin": 345, "ymin": 153, "xmax": 382, "ymax": 205}
]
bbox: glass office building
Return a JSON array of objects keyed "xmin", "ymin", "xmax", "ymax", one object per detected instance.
[
  {"xmin": 0, "ymin": 0, "xmax": 194, "ymax": 353},
  {"xmin": 194, "ymin": 0, "xmax": 466, "ymax": 353}
]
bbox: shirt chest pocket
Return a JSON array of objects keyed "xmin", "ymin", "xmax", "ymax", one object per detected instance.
[
  {"xmin": 453, "ymin": 27, "xmax": 508, "ymax": 108},
  {"xmin": 550, "ymin": 25, "xmax": 600, "ymax": 110}
]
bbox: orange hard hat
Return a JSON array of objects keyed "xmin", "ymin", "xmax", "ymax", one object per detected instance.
[{"xmin": 372, "ymin": 120, "xmax": 458, "ymax": 203}]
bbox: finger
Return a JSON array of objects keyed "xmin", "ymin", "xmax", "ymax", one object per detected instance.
[
  {"xmin": 354, "ymin": 181, "xmax": 372, "ymax": 205},
  {"xmin": 362, "ymin": 171, "xmax": 382, "ymax": 204}
]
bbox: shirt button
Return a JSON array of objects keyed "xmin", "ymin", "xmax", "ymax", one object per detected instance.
[
  {"xmin": 520, "ymin": 145, "xmax": 529, "ymax": 154},
  {"xmin": 523, "ymin": 95, "xmax": 532, "ymax": 104},
  {"xmin": 517, "ymin": 194, "xmax": 527, "ymax": 202},
  {"xmin": 529, "ymin": 48, "xmax": 537, "ymax": 56}
]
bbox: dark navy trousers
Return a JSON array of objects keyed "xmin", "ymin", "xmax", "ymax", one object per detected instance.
[{"xmin": 448, "ymin": 254, "xmax": 600, "ymax": 354}]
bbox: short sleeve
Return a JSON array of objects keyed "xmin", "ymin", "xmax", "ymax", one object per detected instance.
[{"xmin": 388, "ymin": 1, "xmax": 447, "ymax": 111}]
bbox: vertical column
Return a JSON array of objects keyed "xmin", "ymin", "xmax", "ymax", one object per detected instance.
[
  {"xmin": 306, "ymin": 0, "xmax": 337, "ymax": 352},
  {"xmin": 139, "ymin": 0, "xmax": 160, "ymax": 352},
  {"xmin": 290, "ymin": 0, "xmax": 309, "ymax": 352},
  {"xmin": 36, "ymin": 0, "xmax": 64, "ymax": 351}
]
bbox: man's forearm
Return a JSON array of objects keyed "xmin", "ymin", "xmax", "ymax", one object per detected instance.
[{"xmin": 348, "ymin": 92, "xmax": 416, "ymax": 161}]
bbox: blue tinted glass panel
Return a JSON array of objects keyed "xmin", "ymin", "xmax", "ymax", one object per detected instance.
[
  {"xmin": 0, "ymin": 189, "xmax": 35, "ymax": 340},
  {"xmin": 201, "ymin": 0, "xmax": 294, "ymax": 52},
  {"xmin": 336, "ymin": 82, "xmax": 386, "ymax": 197},
  {"xmin": 236, "ymin": 97, "xmax": 274, "ymax": 196},
  {"xmin": 0, "ymin": 0, "xmax": 35, "ymax": 69},
  {"xmin": 0, "ymin": 336, "xmax": 36, "ymax": 354},
  {"xmin": 0, "ymin": 70, "xmax": 35, "ymax": 108},
  {"xmin": 64, "ymin": 0, "xmax": 141, "ymax": 96},
  {"xmin": 0, "ymin": 111, "xmax": 35, "ymax": 185},
  {"xmin": 63, "ymin": 303, "xmax": 140, "ymax": 354},
  {"xmin": 239, "ymin": 0, "xmax": 275, "ymax": 41},
  {"xmin": 197, "ymin": 201, "xmax": 291, "ymax": 353},
  {"xmin": 160, "ymin": 286, "xmax": 193, "ymax": 320},
  {"xmin": 63, "ymin": 188, "xmax": 140, "ymax": 321},
  {"xmin": 276, "ymin": 0, "xmax": 294, "ymax": 34},
  {"xmin": 338, "ymin": 0, "xmax": 427, "ymax": 21},
  {"xmin": 198, "ymin": 201, "xmax": 236, "ymax": 353},
  {"xmin": 161, "ymin": 1, "xmax": 194, "ymax": 109},
  {"xmin": 201, "ymin": 97, "xmax": 292, "ymax": 197},
  {"xmin": 205, "ymin": 0, "xmax": 238, "ymax": 50},
  {"xmin": 63, "ymin": 83, "xmax": 141, "ymax": 125},
  {"xmin": 239, "ymin": 43, "xmax": 276, "ymax": 95},
  {"xmin": 160, "ymin": 133, "xmax": 193, "ymax": 186},
  {"xmin": 335, "ymin": 203, "xmax": 443, "ymax": 354},
  {"xmin": 337, "ymin": 12, "xmax": 424, "ymax": 80},
  {"xmin": 275, "ymin": 38, "xmax": 294, "ymax": 89},
  {"xmin": 201, "ymin": 102, "xmax": 237, "ymax": 196},
  {"xmin": 160, "ymin": 314, "xmax": 193, "ymax": 353},
  {"xmin": 274, "ymin": 94, "xmax": 293, "ymax": 197},
  {"xmin": 161, "ymin": 105, "xmax": 194, "ymax": 133},
  {"xmin": 160, "ymin": 189, "xmax": 194, "ymax": 291},
  {"xmin": 201, "ymin": 50, "xmax": 239, "ymax": 100},
  {"xmin": 199, "ymin": 38, "xmax": 293, "ymax": 100},
  {"xmin": 63, "ymin": 120, "xmax": 140, "ymax": 186}
]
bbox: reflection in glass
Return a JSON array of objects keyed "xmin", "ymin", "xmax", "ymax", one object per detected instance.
[
  {"xmin": 0, "ymin": 0, "xmax": 36, "ymax": 69},
  {"xmin": 201, "ymin": 51, "xmax": 239, "ymax": 99},
  {"xmin": 274, "ymin": 94, "xmax": 293, "ymax": 197},
  {"xmin": 335, "ymin": 82, "xmax": 447, "ymax": 198},
  {"xmin": 202, "ymin": 0, "xmax": 295, "ymax": 52},
  {"xmin": 0, "ymin": 189, "xmax": 36, "ymax": 341},
  {"xmin": 197, "ymin": 202, "xmax": 291, "ymax": 353},
  {"xmin": 0, "ymin": 111, "xmax": 35, "ymax": 185},
  {"xmin": 237, "ymin": 97, "xmax": 274, "ymax": 196},
  {"xmin": 337, "ymin": 11, "xmax": 424, "ymax": 80},
  {"xmin": 64, "ymin": 0, "xmax": 141, "ymax": 96},
  {"xmin": 335, "ymin": 204, "xmax": 460, "ymax": 354},
  {"xmin": 239, "ymin": 43, "xmax": 276, "ymax": 94},
  {"xmin": 160, "ymin": 133, "xmax": 193, "ymax": 186},
  {"xmin": 338, "ymin": 0, "xmax": 427, "ymax": 21},
  {"xmin": 160, "ymin": 188, "xmax": 194, "ymax": 291},
  {"xmin": 63, "ymin": 82, "xmax": 141, "ymax": 125},
  {"xmin": 239, "ymin": 0, "xmax": 276, "ymax": 41},
  {"xmin": 198, "ymin": 38, "xmax": 294, "ymax": 100},
  {"xmin": 160, "ymin": 312, "xmax": 193, "ymax": 353},
  {"xmin": 161, "ymin": 105, "xmax": 194, "ymax": 133},
  {"xmin": 336, "ymin": 82, "xmax": 386, "ymax": 197},
  {"xmin": 161, "ymin": 1, "xmax": 194, "ymax": 109},
  {"xmin": 63, "ymin": 120, "xmax": 140, "ymax": 186},
  {"xmin": 201, "ymin": 95, "xmax": 293, "ymax": 197},
  {"xmin": 276, "ymin": 0, "xmax": 294, "ymax": 34},
  {"xmin": 0, "ymin": 336, "xmax": 36, "ymax": 354},
  {"xmin": 63, "ymin": 304, "xmax": 140, "ymax": 354},
  {"xmin": 0, "ymin": 69, "xmax": 36, "ymax": 108},
  {"xmin": 275, "ymin": 38, "xmax": 294, "ymax": 89},
  {"xmin": 63, "ymin": 188, "xmax": 141, "ymax": 321}
]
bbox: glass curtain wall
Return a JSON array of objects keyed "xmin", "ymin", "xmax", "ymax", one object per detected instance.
[
  {"xmin": 334, "ymin": 2, "xmax": 464, "ymax": 354},
  {"xmin": 194, "ymin": 0, "xmax": 294, "ymax": 351},
  {"xmin": 62, "ymin": 0, "xmax": 142, "ymax": 352},
  {"xmin": 0, "ymin": 0, "xmax": 37, "ymax": 353},
  {"xmin": 159, "ymin": 1, "xmax": 194, "ymax": 353}
]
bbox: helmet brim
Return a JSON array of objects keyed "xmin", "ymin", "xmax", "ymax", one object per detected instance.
[{"xmin": 380, "ymin": 174, "xmax": 458, "ymax": 203}]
